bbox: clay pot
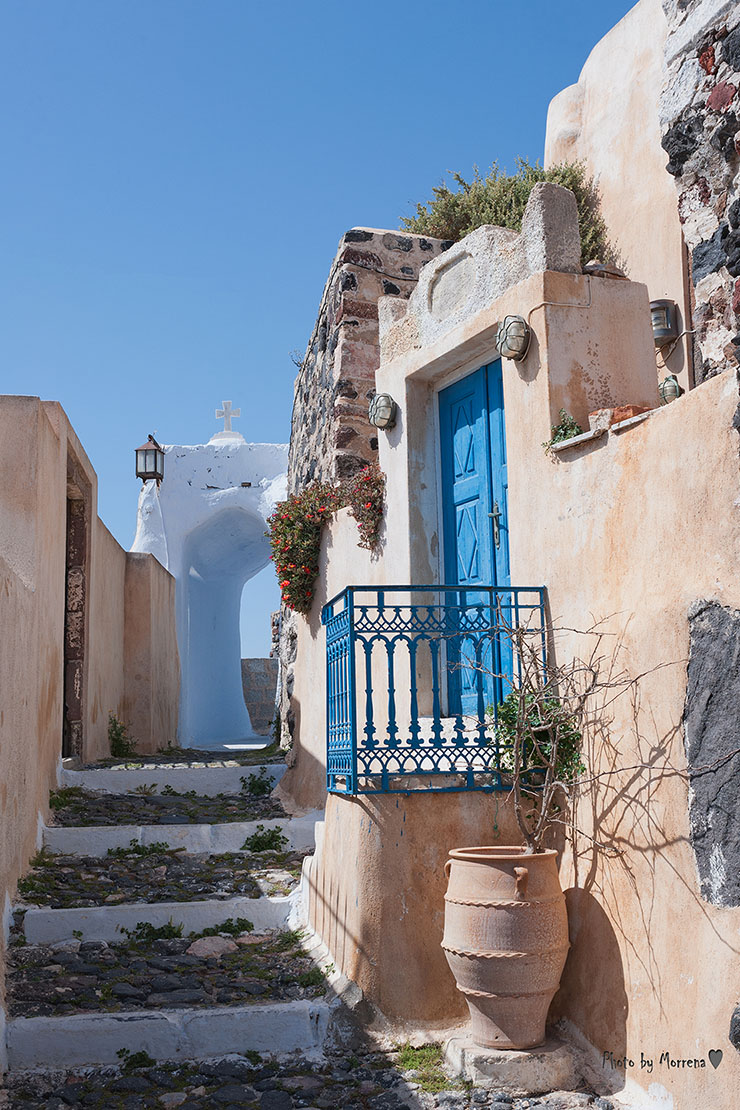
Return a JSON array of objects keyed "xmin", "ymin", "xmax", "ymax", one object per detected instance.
[{"xmin": 442, "ymin": 846, "xmax": 569, "ymax": 1050}]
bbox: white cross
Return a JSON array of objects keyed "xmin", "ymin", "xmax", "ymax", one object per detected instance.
[{"xmin": 215, "ymin": 400, "xmax": 240, "ymax": 433}]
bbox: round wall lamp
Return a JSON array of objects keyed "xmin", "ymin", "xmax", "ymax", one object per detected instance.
[
  {"xmin": 496, "ymin": 315, "xmax": 532, "ymax": 361},
  {"xmin": 368, "ymin": 393, "xmax": 398, "ymax": 429},
  {"xmin": 650, "ymin": 299, "xmax": 679, "ymax": 347},
  {"xmin": 659, "ymin": 374, "xmax": 683, "ymax": 404}
]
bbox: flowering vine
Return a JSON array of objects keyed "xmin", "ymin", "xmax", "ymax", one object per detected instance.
[
  {"xmin": 266, "ymin": 464, "xmax": 385, "ymax": 614},
  {"xmin": 342, "ymin": 463, "xmax": 386, "ymax": 549}
]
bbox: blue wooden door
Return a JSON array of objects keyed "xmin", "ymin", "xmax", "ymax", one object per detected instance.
[{"xmin": 439, "ymin": 362, "xmax": 511, "ymax": 718}]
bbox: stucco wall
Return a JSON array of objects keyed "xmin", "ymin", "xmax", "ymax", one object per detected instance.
[
  {"xmin": 545, "ymin": 0, "xmax": 693, "ymax": 393},
  {"xmin": 86, "ymin": 522, "xmax": 127, "ymax": 761},
  {"xmin": 0, "ymin": 395, "xmax": 180, "ymax": 1026},
  {"xmin": 123, "ymin": 552, "xmax": 180, "ymax": 753},
  {"xmin": 283, "ymin": 253, "xmax": 740, "ymax": 1104}
]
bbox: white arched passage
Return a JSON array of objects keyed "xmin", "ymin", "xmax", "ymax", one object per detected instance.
[
  {"xmin": 181, "ymin": 506, "xmax": 269, "ymax": 747},
  {"xmin": 131, "ymin": 430, "xmax": 288, "ymax": 751}
]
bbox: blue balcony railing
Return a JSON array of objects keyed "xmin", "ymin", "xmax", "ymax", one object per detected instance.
[{"xmin": 321, "ymin": 584, "xmax": 547, "ymax": 795}]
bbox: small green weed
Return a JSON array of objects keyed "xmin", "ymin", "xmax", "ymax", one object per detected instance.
[
  {"xmin": 240, "ymin": 767, "xmax": 272, "ymax": 797},
  {"xmin": 131, "ymin": 783, "xmax": 156, "ymax": 796},
  {"xmin": 120, "ymin": 919, "xmax": 184, "ymax": 943},
  {"xmin": 396, "ymin": 1043, "xmax": 458, "ymax": 1094},
  {"xmin": 244, "ymin": 1049, "xmax": 262, "ymax": 1065},
  {"xmin": 542, "ymin": 408, "xmax": 583, "ymax": 453},
  {"xmin": 116, "ymin": 1047, "xmax": 156, "ymax": 1072},
  {"xmin": 72, "ymin": 929, "xmax": 83, "ymax": 940},
  {"xmin": 109, "ymin": 713, "xmax": 138, "ymax": 759},
  {"xmin": 195, "ymin": 917, "xmax": 253, "ymax": 938},
  {"xmin": 161, "ymin": 785, "xmax": 197, "ymax": 798},
  {"xmin": 272, "ymin": 929, "xmax": 304, "ymax": 953},
  {"xmin": 298, "ymin": 967, "xmax": 325, "ymax": 989},
  {"xmin": 242, "ymin": 824, "xmax": 288, "ymax": 852},
  {"xmin": 49, "ymin": 786, "xmax": 87, "ymax": 810},
  {"xmin": 107, "ymin": 839, "xmax": 177, "ymax": 859}
]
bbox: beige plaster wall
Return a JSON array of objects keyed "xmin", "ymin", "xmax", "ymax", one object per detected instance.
[
  {"xmin": 85, "ymin": 522, "xmax": 127, "ymax": 762},
  {"xmin": 0, "ymin": 395, "xmax": 179, "ymax": 1033},
  {"xmin": 0, "ymin": 398, "xmax": 67, "ymax": 1027},
  {"xmin": 544, "ymin": 0, "xmax": 693, "ymax": 392},
  {"xmin": 285, "ymin": 265, "xmax": 740, "ymax": 1106},
  {"xmin": 123, "ymin": 552, "xmax": 180, "ymax": 754}
]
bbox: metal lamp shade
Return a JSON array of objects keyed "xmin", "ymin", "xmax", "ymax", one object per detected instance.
[
  {"xmin": 135, "ymin": 438, "xmax": 164, "ymax": 482},
  {"xmin": 650, "ymin": 299, "xmax": 678, "ymax": 347},
  {"xmin": 368, "ymin": 393, "xmax": 398, "ymax": 429},
  {"xmin": 496, "ymin": 315, "xmax": 531, "ymax": 361}
]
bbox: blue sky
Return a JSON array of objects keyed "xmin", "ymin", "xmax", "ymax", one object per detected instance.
[{"xmin": 1, "ymin": 0, "xmax": 636, "ymax": 654}]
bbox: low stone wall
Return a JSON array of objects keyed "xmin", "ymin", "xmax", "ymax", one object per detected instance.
[
  {"xmin": 660, "ymin": 0, "xmax": 740, "ymax": 380},
  {"xmin": 241, "ymin": 657, "xmax": 278, "ymax": 736}
]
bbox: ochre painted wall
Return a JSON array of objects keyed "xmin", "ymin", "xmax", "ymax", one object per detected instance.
[
  {"xmin": 0, "ymin": 396, "xmax": 179, "ymax": 1032},
  {"xmin": 283, "ymin": 262, "xmax": 740, "ymax": 1106},
  {"xmin": 544, "ymin": 0, "xmax": 692, "ymax": 392}
]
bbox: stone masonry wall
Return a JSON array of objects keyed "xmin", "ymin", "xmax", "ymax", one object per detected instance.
[
  {"xmin": 279, "ymin": 228, "xmax": 448, "ymax": 752},
  {"xmin": 661, "ymin": 0, "xmax": 740, "ymax": 380},
  {"xmin": 287, "ymin": 228, "xmax": 449, "ymax": 493}
]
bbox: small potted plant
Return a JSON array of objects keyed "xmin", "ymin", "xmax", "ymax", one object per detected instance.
[{"xmin": 442, "ymin": 627, "xmax": 594, "ymax": 1051}]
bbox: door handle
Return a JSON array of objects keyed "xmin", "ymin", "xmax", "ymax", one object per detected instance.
[{"xmin": 488, "ymin": 502, "xmax": 501, "ymax": 549}]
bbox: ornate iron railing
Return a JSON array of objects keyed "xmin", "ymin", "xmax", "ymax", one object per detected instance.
[{"xmin": 321, "ymin": 585, "xmax": 547, "ymax": 795}]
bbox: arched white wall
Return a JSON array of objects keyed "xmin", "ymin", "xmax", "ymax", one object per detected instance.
[
  {"xmin": 132, "ymin": 437, "xmax": 288, "ymax": 750},
  {"xmin": 180, "ymin": 507, "xmax": 268, "ymax": 746}
]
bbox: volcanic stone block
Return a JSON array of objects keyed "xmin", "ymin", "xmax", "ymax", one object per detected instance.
[{"xmin": 684, "ymin": 600, "xmax": 740, "ymax": 906}]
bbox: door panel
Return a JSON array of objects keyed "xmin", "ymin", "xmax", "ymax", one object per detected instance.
[{"xmin": 439, "ymin": 362, "xmax": 511, "ymax": 718}]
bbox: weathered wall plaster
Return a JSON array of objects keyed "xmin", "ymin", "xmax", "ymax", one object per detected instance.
[
  {"xmin": 0, "ymin": 395, "xmax": 179, "ymax": 1020},
  {"xmin": 131, "ymin": 434, "xmax": 287, "ymax": 748},
  {"xmin": 281, "ymin": 242, "xmax": 740, "ymax": 1105},
  {"xmin": 545, "ymin": 0, "xmax": 694, "ymax": 391}
]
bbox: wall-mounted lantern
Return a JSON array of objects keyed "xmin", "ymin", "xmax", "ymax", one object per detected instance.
[
  {"xmin": 659, "ymin": 375, "xmax": 683, "ymax": 405},
  {"xmin": 650, "ymin": 299, "xmax": 679, "ymax": 347},
  {"xmin": 368, "ymin": 393, "xmax": 398, "ymax": 429},
  {"xmin": 496, "ymin": 315, "xmax": 532, "ymax": 361},
  {"xmin": 135, "ymin": 434, "xmax": 165, "ymax": 484}
]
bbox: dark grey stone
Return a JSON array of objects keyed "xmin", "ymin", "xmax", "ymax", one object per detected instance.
[
  {"xmin": 111, "ymin": 982, "xmax": 146, "ymax": 999},
  {"xmin": 709, "ymin": 111, "xmax": 739, "ymax": 162},
  {"xmin": 722, "ymin": 25, "xmax": 740, "ymax": 72},
  {"xmin": 662, "ymin": 112, "xmax": 705, "ymax": 175},
  {"xmin": 727, "ymin": 197, "xmax": 740, "ymax": 230},
  {"xmin": 259, "ymin": 1091, "xmax": 293, "ymax": 1110},
  {"xmin": 684, "ymin": 600, "xmax": 740, "ymax": 905},
  {"xmin": 726, "ymin": 229, "xmax": 740, "ymax": 277},
  {"xmin": 692, "ymin": 224, "xmax": 729, "ymax": 283},
  {"xmin": 110, "ymin": 1076, "xmax": 152, "ymax": 1092},
  {"xmin": 730, "ymin": 1004, "xmax": 740, "ymax": 1051},
  {"xmin": 213, "ymin": 1085, "xmax": 259, "ymax": 1104},
  {"xmin": 382, "ymin": 280, "xmax": 400, "ymax": 295},
  {"xmin": 344, "ymin": 230, "xmax": 374, "ymax": 243}
]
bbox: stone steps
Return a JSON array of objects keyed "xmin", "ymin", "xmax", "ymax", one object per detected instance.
[
  {"xmin": 20, "ymin": 890, "xmax": 297, "ymax": 944},
  {"xmin": 3, "ymin": 754, "xmax": 330, "ymax": 1074},
  {"xmin": 42, "ymin": 810, "xmax": 320, "ymax": 857},
  {"xmin": 6, "ymin": 999, "xmax": 330, "ymax": 1069},
  {"xmin": 61, "ymin": 762, "xmax": 286, "ymax": 796}
]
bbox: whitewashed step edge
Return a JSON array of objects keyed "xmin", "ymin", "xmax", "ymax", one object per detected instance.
[
  {"xmin": 21, "ymin": 891, "xmax": 297, "ymax": 944},
  {"xmin": 60, "ymin": 763, "xmax": 286, "ymax": 797},
  {"xmin": 6, "ymin": 999, "xmax": 330, "ymax": 1070},
  {"xmin": 42, "ymin": 810, "xmax": 321, "ymax": 857}
]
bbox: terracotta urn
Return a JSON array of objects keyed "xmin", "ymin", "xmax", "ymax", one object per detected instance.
[{"xmin": 442, "ymin": 846, "xmax": 569, "ymax": 1050}]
